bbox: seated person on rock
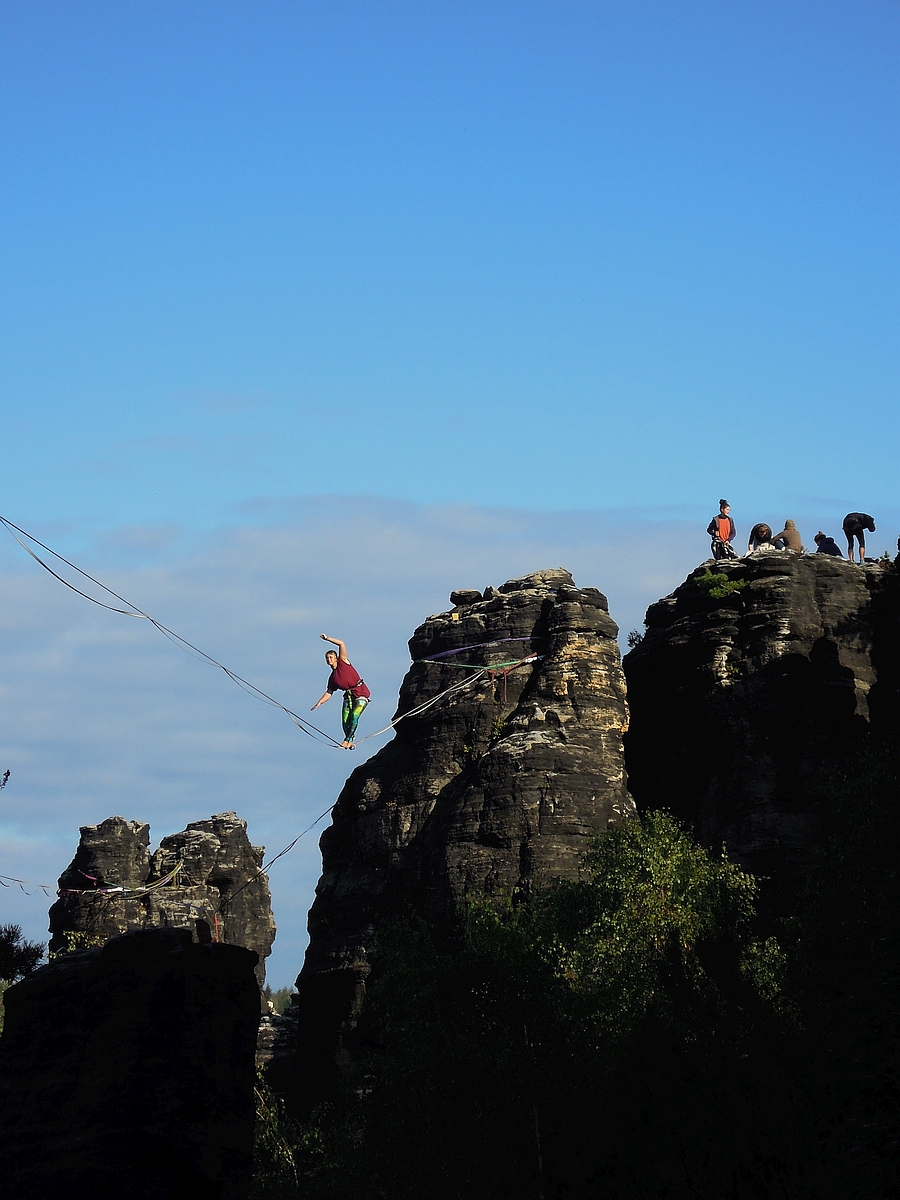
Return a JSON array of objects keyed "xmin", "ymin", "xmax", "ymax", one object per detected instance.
[
  {"xmin": 746, "ymin": 523, "xmax": 773, "ymax": 553},
  {"xmin": 772, "ymin": 519, "xmax": 803, "ymax": 552},
  {"xmin": 814, "ymin": 532, "xmax": 843, "ymax": 557},
  {"xmin": 842, "ymin": 512, "xmax": 876, "ymax": 564}
]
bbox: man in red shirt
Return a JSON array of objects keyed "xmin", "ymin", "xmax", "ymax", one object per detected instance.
[{"xmin": 311, "ymin": 634, "xmax": 371, "ymax": 749}]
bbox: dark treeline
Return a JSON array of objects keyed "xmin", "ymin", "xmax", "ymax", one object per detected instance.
[{"xmin": 254, "ymin": 746, "xmax": 900, "ymax": 1199}]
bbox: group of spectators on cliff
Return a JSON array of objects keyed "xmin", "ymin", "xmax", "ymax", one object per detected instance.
[{"xmin": 707, "ymin": 501, "xmax": 877, "ymax": 564}]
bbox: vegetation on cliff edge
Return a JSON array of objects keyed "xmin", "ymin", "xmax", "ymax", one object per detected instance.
[{"xmin": 254, "ymin": 745, "xmax": 900, "ymax": 1198}]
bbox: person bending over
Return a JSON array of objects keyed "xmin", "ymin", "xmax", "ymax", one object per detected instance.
[
  {"xmin": 842, "ymin": 512, "xmax": 876, "ymax": 564},
  {"xmin": 311, "ymin": 634, "xmax": 371, "ymax": 749},
  {"xmin": 747, "ymin": 523, "xmax": 773, "ymax": 553}
]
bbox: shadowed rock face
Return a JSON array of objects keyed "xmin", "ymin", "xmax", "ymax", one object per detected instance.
[
  {"xmin": 624, "ymin": 553, "xmax": 900, "ymax": 914},
  {"xmin": 49, "ymin": 812, "xmax": 275, "ymax": 988},
  {"xmin": 0, "ymin": 929, "xmax": 260, "ymax": 1200},
  {"xmin": 285, "ymin": 569, "xmax": 633, "ymax": 1103}
]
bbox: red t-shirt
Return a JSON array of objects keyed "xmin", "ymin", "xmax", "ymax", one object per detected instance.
[{"xmin": 327, "ymin": 659, "xmax": 370, "ymax": 700}]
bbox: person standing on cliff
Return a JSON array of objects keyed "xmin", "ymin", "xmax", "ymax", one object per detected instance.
[
  {"xmin": 311, "ymin": 634, "xmax": 371, "ymax": 749},
  {"xmin": 842, "ymin": 512, "xmax": 876, "ymax": 564},
  {"xmin": 707, "ymin": 500, "xmax": 736, "ymax": 560}
]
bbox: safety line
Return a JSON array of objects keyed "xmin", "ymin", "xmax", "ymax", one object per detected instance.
[
  {"xmin": 0, "ymin": 515, "xmax": 344, "ymax": 749},
  {"xmin": 354, "ymin": 654, "xmax": 539, "ymax": 744},
  {"xmin": 0, "ymin": 515, "xmax": 545, "ymax": 758},
  {"xmin": 420, "ymin": 635, "xmax": 546, "ymax": 661},
  {"xmin": 7, "ymin": 657, "xmax": 540, "ymax": 907},
  {"xmin": 414, "ymin": 656, "xmax": 536, "ymax": 671},
  {"xmin": 221, "ymin": 653, "xmax": 542, "ymax": 898},
  {"xmin": 354, "ymin": 667, "xmax": 489, "ymax": 743},
  {"xmin": 220, "ymin": 803, "xmax": 337, "ymax": 911}
]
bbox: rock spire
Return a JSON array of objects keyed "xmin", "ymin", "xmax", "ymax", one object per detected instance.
[
  {"xmin": 49, "ymin": 811, "xmax": 275, "ymax": 989},
  {"xmin": 286, "ymin": 569, "xmax": 634, "ymax": 1101}
]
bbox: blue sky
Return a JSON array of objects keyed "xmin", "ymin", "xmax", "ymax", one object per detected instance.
[{"xmin": 2, "ymin": 1, "xmax": 899, "ymax": 984}]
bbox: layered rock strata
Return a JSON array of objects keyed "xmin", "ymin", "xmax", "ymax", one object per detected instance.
[
  {"xmin": 286, "ymin": 569, "xmax": 633, "ymax": 1102},
  {"xmin": 624, "ymin": 552, "xmax": 900, "ymax": 912},
  {"xmin": 0, "ymin": 928, "xmax": 260, "ymax": 1200},
  {"xmin": 49, "ymin": 811, "xmax": 275, "ymax": 988}
]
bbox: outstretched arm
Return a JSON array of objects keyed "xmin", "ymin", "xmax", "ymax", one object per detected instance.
[
  {"xmin": 320, "ymin": 633, "xmax": 350, "ymax": 663},
  {"xmin": 311, "ymin": 691, "xmax": 332, "ymax": 710}
]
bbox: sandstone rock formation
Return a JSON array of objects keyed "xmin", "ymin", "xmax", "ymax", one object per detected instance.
[
  {"xmin": 624, "ymin": 552, "xmax": 900, "ymax": 913},
  {"xmin": 49, "ymin": 811, "xmax": 275, "ymax": 988},
  {"xmin": 0, "ymin": 928, "xmax": 260, "ymax": 1200},
  {"xmin": 285, "ymin": 569, "xmax": 634, "ymax": 1102}
]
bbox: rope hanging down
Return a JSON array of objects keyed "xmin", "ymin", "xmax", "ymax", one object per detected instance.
[
  {"xmin": 0, "ymin": 515, "xmax": 344, "ymax": 747},
  {"xmin": 0, "ymin": 872, "xmax": 54, "ymax": 897}
]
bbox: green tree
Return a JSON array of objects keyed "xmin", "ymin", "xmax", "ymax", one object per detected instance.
[
  {"xmin": 787, "ymin": 742, "xmax": 900, "ymax": 1197},
  {"xmin": 303, "ymin": 814, "xmax": 793, "ymax": 1199},
  {"xmin": 0, "ymin": 923, "xmax": 44, "ymax": 1036},
  {"xmin": 0, "ymin": 923, "xmax": 43, "ymax": 983}
]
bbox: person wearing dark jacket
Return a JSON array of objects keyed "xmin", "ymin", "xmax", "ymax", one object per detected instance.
[
  {"xmin": 842, "ymin": 512, "xmax": 876, "ymax": 563},
  {"xmin": 707, "ymin": 500, "xmax": 736, "ymax": 560},
  {"xmin": 814, "ymin": 532, "xmax": 843, "ymax": 557}
]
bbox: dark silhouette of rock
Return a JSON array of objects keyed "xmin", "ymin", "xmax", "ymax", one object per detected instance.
[
  {"xmin": 0, "ymin": 928, "xmax": 260, "ymax": 1200},
  {"xmin": 624, "ymin": 553, "xmax": 900, "ymax": 913},
  {"xmin": 282, "ymin": 569, "xmax": 633, "ymax": 1104},
  {"xmin": 49, "ymin": 811, "xmax": 275, "ymax": 989},
  {"xmin": 450, "ymin": 588, "xmax": 483, "ymax": 605}
]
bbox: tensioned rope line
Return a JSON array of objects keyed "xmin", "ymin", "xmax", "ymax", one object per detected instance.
[
  {"xmin": 2, "ymin": 663, "xmax": 540, "ymax": 903},
  {"xmin": 0, "ymin": 515, "xmax": 545, "ymax": 756},
  {"xmin": 222, "ymin": 655, "xmax": 542, "ymax": 896},
  {"xmin": 353, "ymin": 667, "xmax": 489, "ymax": 743},
  {"xmin": 220, "ymin": 803, "xmax": 337, "ymax": 911},
  {"xmin": 0, "ymin": 515, "xmax": 344, "ymax": 748},
  {"xmin": 354, "ymin": 654, "xmax": 540, "ymax": 743}
]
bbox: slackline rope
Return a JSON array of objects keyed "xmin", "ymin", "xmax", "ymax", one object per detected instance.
[
  {"xmin": 0, "ymin": 513, "xmax": 545, "ymax": 755},
  {"xmin": 220, "ymin": 803, "xmax": 337, "ymax": 910},
  {"xmin": 222, "ymin": 655, "xmax": 540, "ymax": 897},
  {"xmin": 414, "ymin": 655, "xmax": 535, "ymax": 670},
  {"xmin": 222, "ymin": 655, "xmax": 536, "ymax": 900},
  {"xmin": 57, "ymin": 860, "xmax": 185, "ymax": 898},
  {"xmin": 0, "ymin": 860, "xmax": 186, "ymax": 899},
  {"xmin": 0, "ymin": 872, "xmax": 54, "ymax": 897},
  {"xmin": 0, "ymin": 514, "xmax": 344, "ymax": 748},
  {"xmin": 3, "ymin": 658, "xmax": 539, "ymax": 903}
]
